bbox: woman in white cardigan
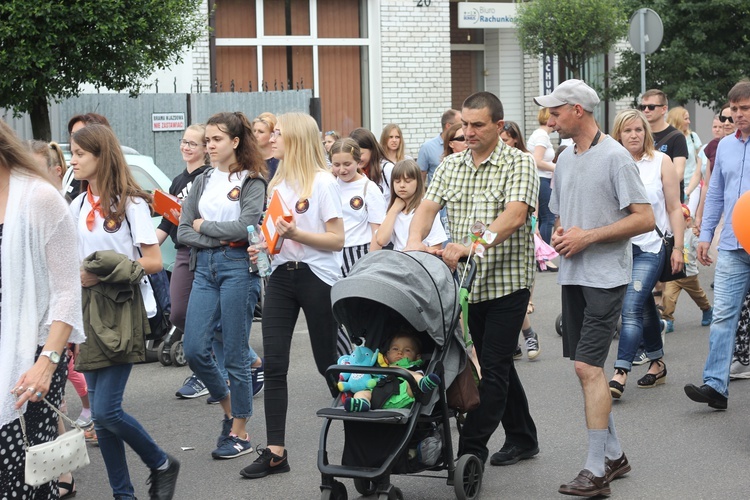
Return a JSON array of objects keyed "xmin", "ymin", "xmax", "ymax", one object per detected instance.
[{"xmin": 0, "ymin": 120, "xmax": 84, "ymax": 499}]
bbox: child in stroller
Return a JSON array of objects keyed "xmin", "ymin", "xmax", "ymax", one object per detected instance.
[{"xmin": 344, "ymin": 329, "xmax": 441, "ymax": 413}]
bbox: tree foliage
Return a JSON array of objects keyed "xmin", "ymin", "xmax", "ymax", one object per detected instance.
[
  {"xmin": 0, "ymin": 0, "xmax": 204, "ymax": 139},
  {"xmin": 515, "ymin": 0, "xmax": 628, "ymax": 79},
  {"xmin": 609, "ymin": 0, "xmax": 750, "ymax": 110}
]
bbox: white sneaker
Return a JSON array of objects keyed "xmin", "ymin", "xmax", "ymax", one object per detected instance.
[
  {"xmin": 729, "ymin": 360, "xmax": 750, "ymax": 380},
  {"xmin": 75, "ymin": 414, "xmax": 93, "ymax": 427},
  {"xmin": 525, "ymin": 333, "xmax": 540, "ymax": 360}
]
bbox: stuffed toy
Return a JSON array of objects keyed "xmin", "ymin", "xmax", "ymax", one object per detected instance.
[{"xmin": 337, "ymin": 345, "xmax": 381, "ymax": 394}]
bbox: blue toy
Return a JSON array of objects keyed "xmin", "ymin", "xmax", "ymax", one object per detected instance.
[{"xmin": 337, "ymin": 345, "xmax": 380, "ymax": 394}]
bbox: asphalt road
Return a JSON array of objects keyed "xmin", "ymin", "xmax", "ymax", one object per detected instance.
[{"xmin": 67, "ymin": 257, "xmax": 750, "ymax": 500}]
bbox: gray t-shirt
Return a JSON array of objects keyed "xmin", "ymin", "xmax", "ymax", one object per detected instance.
[{"xmin": 549, "ymin": 136, "xmax": 649, "ymax": 288}]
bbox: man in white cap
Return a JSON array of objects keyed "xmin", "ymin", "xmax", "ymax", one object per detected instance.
[{"xmin": 535, "ymin": 79, "xmax": 654, "ymax": 497}]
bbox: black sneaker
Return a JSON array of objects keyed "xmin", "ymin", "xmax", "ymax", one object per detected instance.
[
  {"xmin": 147, "ymin": 454, "xmax": 180, "ymax": 500},
  {"xmin": 240, "ymin": 448, "xmax": 290, "ymax": 479},
  {"xmin": 512, "ymin": 344, "xmax": 522, "ymax": 361}
]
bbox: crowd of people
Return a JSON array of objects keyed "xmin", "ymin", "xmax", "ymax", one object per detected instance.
[{"xmin": 1, "ymin": 76, "xmax": 748, "ymax": 500}]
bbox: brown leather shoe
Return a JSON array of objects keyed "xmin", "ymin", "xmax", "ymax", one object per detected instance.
[
  {"xmin": 605, "ymin": 453, "xmax": 631, "ymax": 482},
  {"xmin": 558, "ymin": 469, "xmax": 611, "ymax": 497}
]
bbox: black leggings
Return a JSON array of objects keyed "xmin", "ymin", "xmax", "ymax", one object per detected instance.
[{"xmin": 262, "ymin": 264, "xmax": 338, "ymax": 447}]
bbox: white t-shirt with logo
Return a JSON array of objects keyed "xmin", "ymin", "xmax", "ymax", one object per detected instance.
[
  {"xmin": 337, "ymin": 176, "xmax": 386, "ymax": 247},
  {"xmin": 390, "ymin": 209, "xmax": 447, "ymax": 251},
  {"xmin": 198, "ymin": 169, "xmax": 248, "ymax": 222},
  {"xmin": 71, "ymin": 194, "xmax": 158, "ymax": 317},
  {"xmin": 378, "ymin": 160, "xmax": 394, "ymax": 206},
  {"xmin": 270, "ymin": 171, "xmax": 343, "ymax": 286}
]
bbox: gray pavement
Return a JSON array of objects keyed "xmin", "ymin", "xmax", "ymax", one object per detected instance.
[{"xmin": 68, "ymin": 261, "xmax": 750, "ymax": 499}]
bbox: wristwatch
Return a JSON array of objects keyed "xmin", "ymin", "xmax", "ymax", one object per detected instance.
[{"xmin": 40, "ymin": 350, "xmax": 61, "ymax": 364}]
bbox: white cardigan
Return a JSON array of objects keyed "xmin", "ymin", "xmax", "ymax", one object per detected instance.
[{"xmin": 0, "ymin": 172, "xmax": 85, "ymax": 428}]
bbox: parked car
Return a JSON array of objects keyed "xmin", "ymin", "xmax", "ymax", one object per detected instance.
[{"xmin": 61, "ymin": 144, "xmax": 177, "ymax": 272}]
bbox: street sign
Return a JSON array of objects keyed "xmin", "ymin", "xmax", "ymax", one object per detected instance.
[
  {"xmin": 628, "ymin": 8, "xmax": 663, "ymax": 95},
  {"xmin": 628, "ymin": 8, "xmax": 663, "ymax": 55}
]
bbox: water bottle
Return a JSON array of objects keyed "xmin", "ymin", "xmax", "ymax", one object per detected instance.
[{"xmin": 247, "ymin": 225, "xmax": 272, "ymax": 277}]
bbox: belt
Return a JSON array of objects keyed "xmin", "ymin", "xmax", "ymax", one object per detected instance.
[
  {"xmin": 228, "ymin": 240, "xmax": 249, "ymax": 248},
  {"xmin": 284, "ymin": 261, "xmax": 309, "ymax": 270}
]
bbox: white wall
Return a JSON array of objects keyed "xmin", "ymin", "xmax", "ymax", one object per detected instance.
[{"xmin": 379, "ymin": 0, "xmax": 452, "ymax": 158}]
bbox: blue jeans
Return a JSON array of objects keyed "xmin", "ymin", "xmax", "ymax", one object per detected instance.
[
  {"xmin": 85, "ymin": 364, "xmax": 166, "ymax": 497},
  {"xmin": 615, "ymin": 244, "xmax": 665, "ymax": 372},
  {"xmin": 184, "ymin": 247, "xmax": 261, "ymax": 418},
  {"xmin": 538, "ymin": 177, "xmax": 555, "ymax": 244},
  {"xmin": 703, "ymin": 249, "xmax": 750, "ymax": 397}
]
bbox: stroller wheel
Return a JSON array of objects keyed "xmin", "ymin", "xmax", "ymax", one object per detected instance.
[
  {"xmin": 353, "ymin": 478, "xmax": 376, "ymax": 496},
  {"xmin": 555, "ymin": 313, "xmax": 563, "ymax": 336},
  {"xmin": 170, "ymin": 340, "xmax": 188, "ymax": 367},
  {"xmin": 377, "ymin": 487, "xmax": 403, "ymax": 500},
  {"xmin": 158, "ymin": 341, "xmax": 173, "ymax": 366},
  {"xmin": 320, "ymin": 480, "xmax": 347, "ymax": 500},
  {"xmin": 454, "ymin": 454, "xmax": 483, "ymax": 500}
]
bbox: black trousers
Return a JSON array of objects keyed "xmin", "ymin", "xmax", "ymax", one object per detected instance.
[
  {"xmin": 262, "ymin": 265, "xmax": 339, "ymax": 447},
  {"xmin": 459, "ymin": 288, "xmax": 538, "ymax": 463}
]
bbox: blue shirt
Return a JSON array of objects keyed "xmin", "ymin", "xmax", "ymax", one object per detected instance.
[
  {"xmin": 700, "ymin": 131, "xmax": 750, "ymax": 250},
  {"xmin": 417, "ymin": 134, "xmax": 444, "ymax": 184}
]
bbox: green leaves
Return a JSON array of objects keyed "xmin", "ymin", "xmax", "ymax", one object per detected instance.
[
  {"xmin": 0, "ymin": 0, "xmax": 204, "ymax": 136},
  {"xmin": 516, "ymin": 0, "xmax": 628, "ymax": 78},
  {"xmin": 609, "ymin": 0, "xmax": 750, "ymax": 109}
]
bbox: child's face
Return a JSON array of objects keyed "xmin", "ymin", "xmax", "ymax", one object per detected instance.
[
  {"xmin": 386, "ymin": 336, "xmax": 420, "ymax": 364},
  {"xmin": 331, "ymin": 152, "xmax": 359, "ymax": 183},
  {"xmin": 393, "ymin": 176, "xmax": 417, "ymax": 204},
  {"xmin": 359, "ymin": 148, "xmax": 372, "ymax": 168}
]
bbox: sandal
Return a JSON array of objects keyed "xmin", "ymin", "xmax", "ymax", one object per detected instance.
[
  {"xmin": 637, "ymin": 359, "xmax": 667, "ymax": 388},
  {"xmin": 609, "ymin": 368, "xmax": 627, "ymax": 399},
  {"xmin": 58, "ymin": 476, "xmax": 76, "ymax": 499}
]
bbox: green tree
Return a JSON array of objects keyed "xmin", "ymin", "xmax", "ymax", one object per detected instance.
[
  {"xmin": 609, "ymin": 0, "xmax": 750, "ymax": 109},
  {"xmin": 0, "ymin": 0, "xmax": 204, "ymax": 140},
  {"xmin": 515, "ymin": 0, "xmax": 628, "ymax": 80}
]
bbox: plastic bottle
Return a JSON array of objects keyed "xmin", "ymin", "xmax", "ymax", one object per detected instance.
[{"xmin": 247, "ymin": 225, "xmax": 272, "ymax": 277}]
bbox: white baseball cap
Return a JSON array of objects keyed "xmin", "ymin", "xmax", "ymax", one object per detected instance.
[{"xmin": 534, "ymin": 79, "xmax": 600, "ymax": 112}]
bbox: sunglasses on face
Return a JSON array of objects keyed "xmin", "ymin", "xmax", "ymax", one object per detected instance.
[
  {"xmin": 451, "ymin": 135, "xmax": 465, "ymax": 142},
  {"xmin": 719, "ymin": 115, "xmax": 734, "ymax": 123},
  {"xmin": 638, "ymin": 104, "xmax": 664, "ymax": 111}
]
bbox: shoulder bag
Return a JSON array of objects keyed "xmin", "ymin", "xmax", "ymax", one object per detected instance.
[
  {"xmin": 20, "ymin": 398, "xmax": 90, "ymax": 486},
  {"xmin": 655, "ymin": 226, "xmax": 687, "ymax": 282}
]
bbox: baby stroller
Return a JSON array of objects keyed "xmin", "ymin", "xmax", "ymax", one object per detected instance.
[{"xmin": 317, "ymin": 251, "xmax": 482, "ymax": 500}]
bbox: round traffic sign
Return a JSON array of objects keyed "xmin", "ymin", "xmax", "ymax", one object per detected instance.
[{"xmin": 628, "ymin": 8, "xmax": 663, "ymax": 55}]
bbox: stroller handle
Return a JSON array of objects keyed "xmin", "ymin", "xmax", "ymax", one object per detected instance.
[{"xmin": 457, "ymin": 256, "xmax": 477, "ymax": 293}]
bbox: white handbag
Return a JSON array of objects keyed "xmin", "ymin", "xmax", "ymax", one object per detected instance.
[{"xmin": 19, "ymin": 397, "xmax": 90, "ymax": 487}]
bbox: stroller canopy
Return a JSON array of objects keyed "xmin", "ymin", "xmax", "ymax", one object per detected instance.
[{"xmin": 331, "ymin": 251, "xmax": 467, "ymax": 396}]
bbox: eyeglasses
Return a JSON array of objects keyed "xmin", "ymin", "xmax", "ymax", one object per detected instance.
[
  {"xmin": 638, "ymin": 104, "xmax": 664, "ymax": 111},
  {"xmin": 503, "ymin": 123, "xmax": 514, "ymax": 131},
  {"xmin": 451, "ymin": 135, "xmax": 465, "ymax": 142},
  {"xmin": 179, "ymin": 139, "xmax": 200, "ymax": 149},
  {"xmin": 272, "ymin": 129, "xmax": 282, "ymax": 138},
  {"xmin": 719, "ymin": 115, "xmax": 734, "ymax": 123}
]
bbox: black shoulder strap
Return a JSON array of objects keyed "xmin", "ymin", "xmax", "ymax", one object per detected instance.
[{"xmin": 655, "ymin": 129, "xmax": 682, "ymax": 150}]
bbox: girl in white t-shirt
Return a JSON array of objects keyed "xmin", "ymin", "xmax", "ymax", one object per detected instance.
[
  {"xmin": 178, "ymin": 111, "xmax": 267, "ymax": 460},
  {"xmin": 330, "ymin": 138, "xmax": 387, "ymax": 275},
  {"xmin": 242, "ymin": 113, "xmax": 345, "ymax": 480},
  {"xmin": 349, "ymin": 127, "xmax": 395, "ymax": 205},
  {"xmin": 375, "ymin": 159, "xmax": 447, "ymax": 252},
  {"xmin": 69, "ymin": 124, "xmax": 177, "ymax": 498}
]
